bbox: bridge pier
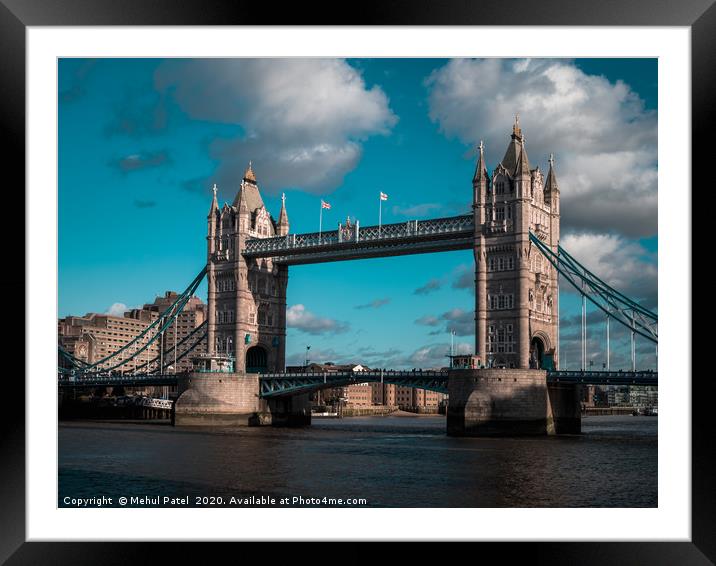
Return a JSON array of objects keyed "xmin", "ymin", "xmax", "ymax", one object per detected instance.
[
  {"xmin": 446, "ymin": 369, "xmax": 580, "ymax": 436},
  {"xmin": 173, "ymin": 372, "xmax": 310, "ymax": 427}
]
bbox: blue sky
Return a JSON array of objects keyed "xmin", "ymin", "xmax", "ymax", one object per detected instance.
[{"xmin": 58, "ymin": 58, "xmax": 658, "ymax": 370}]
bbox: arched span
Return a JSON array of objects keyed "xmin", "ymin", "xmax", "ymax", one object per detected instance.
[
  {"xmin": 258, "ymin": 370, "xmax": 448, "ymax": 398},
  {"xmin": 246, "ymin": 345, "xmax": 269, "ymax": 374}
]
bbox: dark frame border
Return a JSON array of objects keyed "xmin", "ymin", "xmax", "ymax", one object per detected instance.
[{"xmin": 2, "ymin": 1, "xmax": 709, "ymax": 563}]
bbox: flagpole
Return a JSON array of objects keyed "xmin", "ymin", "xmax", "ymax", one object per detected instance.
[
  {"xmin": 319, "ymin": 201, "xmax": 323, "ymax": 243},
  {"xmin": 378, "ymin": 193, "xmax": 382, "ymax": 235}
]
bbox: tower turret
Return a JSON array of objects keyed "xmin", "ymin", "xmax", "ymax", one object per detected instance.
[
  {"xmin": 277, "ymin": 193, "xmax": 290, "ymax": 236},
  {"xmin": 545, "ymin": 153, "xmax": 560, "ymax": 215},
  {"xmin": 472, "ymin": 140, "xmax": 490, "ymax": 215}
]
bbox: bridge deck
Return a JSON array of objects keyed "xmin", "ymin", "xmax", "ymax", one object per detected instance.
[{"xmin": 58, "ymin": 370, "xmax": 658, "ymax": 395}]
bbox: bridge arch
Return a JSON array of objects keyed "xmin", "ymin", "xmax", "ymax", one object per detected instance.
[
  {"xmin": 530, "ymin": 331, "xmax": 551, "ymax": 369},
  {"xmin": 246, "ymin": 345, "xmax": 269, "ymax": 374}
]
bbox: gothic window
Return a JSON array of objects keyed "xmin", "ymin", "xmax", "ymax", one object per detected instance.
[
  {"xmin": 248, "ymin": 310, "xmax": 256, "ymax": 324},
  {"xmin": 496, "ymin": 181, "xmax": 505, "ymax": 195},
  {"xmin": 496, "ymin": 207, "xmax": 505, "ymax": 221}
]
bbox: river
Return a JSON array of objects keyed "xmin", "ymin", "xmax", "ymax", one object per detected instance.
[{"xmin": 58, "ymin": 414, "xmax": 657, "ymax": 507}]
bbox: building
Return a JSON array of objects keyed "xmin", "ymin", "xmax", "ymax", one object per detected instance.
[
  {"xmin": 473, "ymin": 117, "xmax": 560, "ymax": 369},
  {"xmin": 59, "ymin": 310, "xmax": 160, "ymax": 373},
  {"xmin": 206, "ymin": 166, "xmax": 289, "ymax": 373},
  {"xmin": 58, "ymin": 291, "xmax": 207, "ymax": 374}
]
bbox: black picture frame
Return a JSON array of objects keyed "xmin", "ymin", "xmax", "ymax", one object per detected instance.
[{"xmin": 2, "ymin": 1, "xmax": 708, "ymax": 563}]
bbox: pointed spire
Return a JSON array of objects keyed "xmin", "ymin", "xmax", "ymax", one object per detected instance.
[
  {"xmin": 233, "ymin": 160, "xmax": 265, "ymax": 211},
  {"xmin": 512, "ymin": 113, "xmax": 522, "ymax": 138},
  {"xmin": 500, "ymin": 115, "xmax": 525, "ymax": 174},
  {"xmin": 473, "ymin": 140, "xmax": 489, "ymax": 184},
  {"xmin": 243, "ymin": 160, "xmax": 257, "ymax": 183},
  {"xmin": 545, "ymin": 153, "xmax": 559, "ymax": 194},
  {"xmin": 277, "ymin": 192, "xmax": 289, "ymax": 235},
  {"xmin": 207, "ymin": 183, "xmax": 219, "ymax": 217},
  {"xmin": 514, "ymin": 136, "xmax": 530, "ymax": 178}
]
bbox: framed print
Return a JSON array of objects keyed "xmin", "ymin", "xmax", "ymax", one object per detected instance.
[{"xmin": 2, "ymin": 0, "xmax": 711, "ymax": 563}]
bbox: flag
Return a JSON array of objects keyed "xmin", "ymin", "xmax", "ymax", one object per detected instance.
[
  {"xmin": 321, "ymin": 200, "xmax": 331, "ymax": 209},
  {"xmin": 380, "ymin": 192, "xmax": 388, "ymax": 201}
]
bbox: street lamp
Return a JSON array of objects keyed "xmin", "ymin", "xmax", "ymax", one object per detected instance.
[{"xmin": 305, "ymin": 345, "xmax": 311, "ymax": 369}]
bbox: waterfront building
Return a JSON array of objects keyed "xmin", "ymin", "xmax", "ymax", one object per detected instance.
[
  {"xmin": 58, "ymin": 291, "xmax": 207, "ymax": 374},
  {"xmin": 58, "ymin": 310, "xmax": 160, "ymax": 373}
]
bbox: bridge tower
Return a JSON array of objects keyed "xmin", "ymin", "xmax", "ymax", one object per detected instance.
[
  {"xmin": 206, "ymin": 164, "xmax": 289, "ymax": 373},
  {"xmin": 473, "ymin": 118, "xmax": 560, "ymax": 370}
]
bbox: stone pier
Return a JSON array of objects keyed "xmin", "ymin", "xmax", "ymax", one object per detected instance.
[
  {"xmin": 446, "ymin": 368, "xmax": 580, "ymax": 436},
  {"xmin": 173, "ymin": 372, "xmax": 310, "ymax": 427}
]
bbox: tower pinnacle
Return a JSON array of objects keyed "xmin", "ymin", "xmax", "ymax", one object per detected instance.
[
  {"xmin": 473, "ymin": 139, "xmax": 488, "ymax": 184},
  {"xmin": 277, "ymin": 191, "xmax": 290, "ymax": 236},
  {"xmin": 243, "ymin": 161, "xmax": 257, "ymax": 183},
  {"xmin": 208, "ymin": 183, "xmax": 219, "ymax": 217}
]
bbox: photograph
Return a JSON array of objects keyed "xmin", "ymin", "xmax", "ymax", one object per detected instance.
[
  {"xmin": 56, "ymin": 56, "xmax": 659, "ymax": 509},
  {"xmin": 3, "ymin": 5, "xmax": 707, "ymax": 560}
]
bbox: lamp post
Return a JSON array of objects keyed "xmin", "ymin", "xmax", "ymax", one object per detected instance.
[{"xmin": 305, "ymin": 345, "xmax": 311, "ymax": 370}]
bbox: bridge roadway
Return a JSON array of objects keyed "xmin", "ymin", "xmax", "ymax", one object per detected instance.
[{"xmin": 58, "ymin": 369, "xmax": 658, "ymax": 396}]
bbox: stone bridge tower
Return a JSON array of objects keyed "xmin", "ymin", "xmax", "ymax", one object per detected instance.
[
  {"xmin": 206, "ymin": 164, "xmax": 289, "ymax": 373},
  {"xmin": 473, "ymin": 118, "xmax": 560, "ymax": 369}
]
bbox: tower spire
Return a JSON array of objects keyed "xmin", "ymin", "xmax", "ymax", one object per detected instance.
[
  {"xmin": 243, "ymin": 161, "xmax": 256, "ymax": 183},
  {"xmin": 277, "ymin": 192, "xmax": 290, "ymax": 236},
  {"xmin": 207, "ymin": 183, "xmax": 219, "ymax": 217},
  {"xmin": 512, "ymin": 113, "xmax": 522, "ymax": 139},
  {"xmin": 545, "ymin": 152, "xmax": 559, "ymax": 194},
  {"xmin": 514, "ymin": 135, "xmax": 530, "ymax": 177},
  {"xmin": 473, "ymin": 140, "xmax": 488, "ymax": 184}
]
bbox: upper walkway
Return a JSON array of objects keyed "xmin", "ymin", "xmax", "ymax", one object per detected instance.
[{"xmin": 242, "ymin": 215, "xmax": 475, "ymax": 265}]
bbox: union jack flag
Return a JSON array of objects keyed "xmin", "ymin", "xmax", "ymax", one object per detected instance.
[
  {"xmin": 321, "ymin": 200, "xmax": 331, "ymax": 209},
  {"xmin": 380, "ymin": 192, "xmax": 388, "ymax": 201}
]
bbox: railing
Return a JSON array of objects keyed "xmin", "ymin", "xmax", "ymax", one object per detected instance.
[{"xmin": 243, "ymin": 215, "xmax": 474, "ymax": 257}]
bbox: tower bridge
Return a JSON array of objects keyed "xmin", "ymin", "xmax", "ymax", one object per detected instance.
[{"xmin": 59, "ymin": 118, "xmax": 658, "ymax": 435}]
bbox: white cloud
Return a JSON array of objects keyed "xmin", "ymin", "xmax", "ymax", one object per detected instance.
[
  {"xmin": 560, "ymin": 232, "xmax": 657, "ymax": 308},
  {"xmin": 286, "ymin": 304, "xmax": 349, "ymax": 335},
  {"xmin": 155, "ymin": 59, "xmax": 397, "ymax": 196},
  {"xmin": 426, "ymin": 59, "xmax": 657, "ymax": 237},
  {"xmin": 105, "ymin": 302, "xmax": 129, "ymax": 316}
]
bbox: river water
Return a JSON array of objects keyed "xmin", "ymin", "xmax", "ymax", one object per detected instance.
[{"xmin": 59, "ymin": 415, "xmax": 657, "ymax": 508}]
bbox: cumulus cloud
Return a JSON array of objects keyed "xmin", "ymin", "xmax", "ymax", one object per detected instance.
[
  {"xmin": 286, "ymin": 304, "xmax": 349, "ymax": 335},
  {"xmin": 414, "ymin": 278, "xmax": 443, "ymax": 295},
  {"xmin": 355, "ymin": 297, "xmax": 391, "ymax": 310},
  {"xmin": 154, "ymin": 59, "xmax": 397, "ymax": 197},
  {"xmin": 426, "ymin": 58, "xmax": 657, "ymax": 237},
  {"xmin": 560, "ymin": 233, "xmax": 657, "ymax": 309},
  {"xmin": 105, "ymin": 303, "xmax": 129, "ymax": 316}
]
